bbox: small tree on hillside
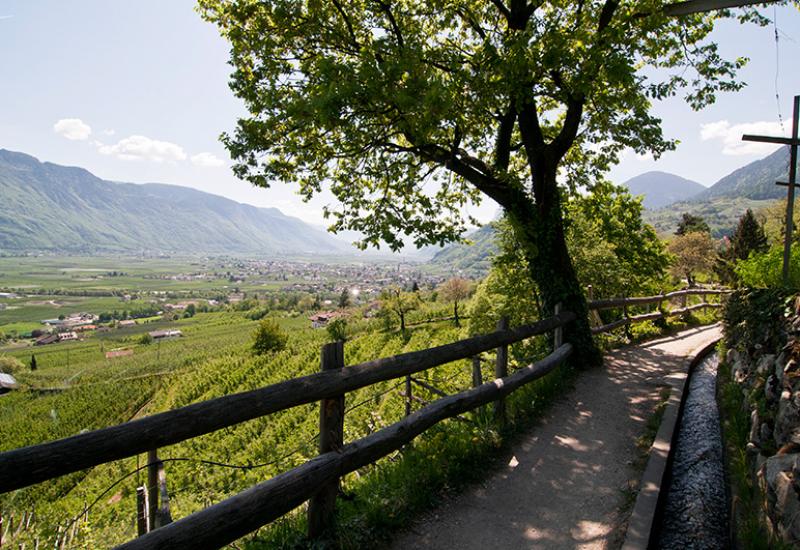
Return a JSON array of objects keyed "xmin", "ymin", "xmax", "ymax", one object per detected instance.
[
  {"xmin": 731, "ymin": 209, "xmax": 768, "ymax": 261},
  {"xmin": 668, "ymin": 232, "xmax": 716, "ymax": 287},
  {"xmin": 716, "ymin": 209, "xmax": 769, "ymax": 285},
  {"xmin": 252, "ymin": 318, "xmax": 288, "ymax": 355},
  {"xmin": 439, "ymin": 277, "xmax": 473, "ymax": 327},
  {"xmin": 676, "ymin": 213, "xmax": 710, "ymax": 236},
  {"xmin": 380, "ymin": 287, "xmax": 420, "ymax": 333},
  {"xmin": 338, "ymin": 288, "xmax": 351, "ymax": 308}
]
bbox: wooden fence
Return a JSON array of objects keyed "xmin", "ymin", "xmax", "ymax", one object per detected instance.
[
  {"xmin": 587, "ymin": 287, "xmax": 728, "ymax": 335},
  {"xmin": 0, "ymin": 287, "xmax": 727, "ymax": 549},
  {"xmin": 0, "ymin": 308, "xmax": 575, "ymax": 550}
]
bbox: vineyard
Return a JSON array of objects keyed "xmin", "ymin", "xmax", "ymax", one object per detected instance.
[{"xmin": 1, "ymin": 295, "xmax": 572, "ymax": 548}]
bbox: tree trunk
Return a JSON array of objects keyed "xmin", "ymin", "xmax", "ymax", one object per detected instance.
[
  {"xmin": 453, "ymin": 302, "xmax": 460, "ymax": 327},
  {"xmin": 399, "ymin": 310, "xmax": 406, "ymax": 333},
  {"xmin": 506, "ymin": 165, "xmax": 602, "ymax": 369}
]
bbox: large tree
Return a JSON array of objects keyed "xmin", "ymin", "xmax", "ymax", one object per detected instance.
[{"xmin": 200, "ymin": 0, "xmax": 762, "ymax": 367}]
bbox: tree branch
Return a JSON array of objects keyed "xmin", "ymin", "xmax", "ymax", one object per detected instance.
[
  {"xmin": 551, "ymin": 97, "xmax": 584, "ymax": 161},
  {"xmin": 493, "ymin": 105, "xmax": 516, "ymax": 172},
  {"xmin": 597, "ymin": 0, "xmax": 619, "ymax": 34},
  {"xmin": 517, "ymin": 99, "xmax": 546, "ymax": 158},
  {"xmin": 373, "ymin": 0, "xmax": 404, "ymax": 49},
  {"xmin": 331, "ymin": 0, "xmax": 360, "ymax": 48}
]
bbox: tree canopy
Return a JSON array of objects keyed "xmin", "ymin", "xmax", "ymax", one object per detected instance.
[
  {"xmin": 200, "ymin": 0, "xmax": 766, "ymax": 366},
  {"xmin": 200, "ymin": 0, "xmax": 758, "ymax": 250}
]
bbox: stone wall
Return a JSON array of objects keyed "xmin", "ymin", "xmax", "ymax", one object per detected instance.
[{"xmin": 724, "ymin": 292, "xmax": 800, "ymax": 543}]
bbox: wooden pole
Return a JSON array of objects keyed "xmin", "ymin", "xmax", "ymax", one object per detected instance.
[
  {"xmin": 136, "ymin": 487, "xmax": 148, "ymax": 536},
  {"xmin": 404, "ymin": 375, "xmax": 412, "ymax": 417},
  {"xmin": 471, "ymin": 356, "xmax": 482, "ymax": 388},
  {"xmin": 147, "ymin": 450, "xmax": 159, "ymax": 532},
  {"xmin": 494, "ymin": 317, "xmax": 508, "ymax": 428},
  {"xmin": 157, "ymin": 461, "xmax": 172, "ymax": 526},
  {"xmin": 553, "ymin": 304, "xmax": 563, "ymax": 350},
  {"xmin": 783, "ymin": 96, "xmax": 799, "ymax": 284},
  {"xmin": 307, "ymin": 341, "xmax": 345, "ymax": 540}
]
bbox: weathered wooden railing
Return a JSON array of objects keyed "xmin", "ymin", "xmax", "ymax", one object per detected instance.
[
  {"xmin": 587, "ymin": 287, "xmax": 728, "ymax": 335},
  {"xmin": 0, "ymin": 308, "xmax": 575, "ymax": 550}
]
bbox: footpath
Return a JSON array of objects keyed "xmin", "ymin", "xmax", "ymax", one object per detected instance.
[{"xmin": 389, "ymin": 324, "xmax": 722, "ymax": 549}]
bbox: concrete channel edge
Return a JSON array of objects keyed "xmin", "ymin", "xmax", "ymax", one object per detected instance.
[{"xmin": 621, "ymin": 328, "xmax": 722, "ymax": 550}]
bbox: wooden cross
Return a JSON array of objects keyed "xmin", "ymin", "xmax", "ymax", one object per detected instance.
[{"xmin": 742, "ymin": 95, "xmax": 800, "ymax": 285}]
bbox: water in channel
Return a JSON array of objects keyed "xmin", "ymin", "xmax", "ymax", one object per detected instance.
[{"xmin": 655, "ymin": 353, "xmax": 729, "ymax": 549}]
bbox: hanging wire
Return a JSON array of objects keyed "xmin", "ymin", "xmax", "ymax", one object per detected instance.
[
  {"xmin": 56, "ymin": 433, "xmax": 321, "ymax": 537},
  {"xmin": 774, "ymin": 5, "xmax": 786, "ymax": 134}
]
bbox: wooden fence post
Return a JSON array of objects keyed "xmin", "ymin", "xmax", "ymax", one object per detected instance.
[
  {"xmin": 147, "ymin": 450, "xmax": 159, "ymax": 532},
  {"xmin": 308, "ymin": 341, "xmax": 345, "ymax": 540},
  {"xmin": 471, "ymin": 356, "xmax": 482, "ymax": 388},
  {"xmin": 157, "ymin": 460, "xmax": 172, "ymax": 527},
  {"xmin": 494, "ymin": 317, "xmax": 508, "ymax": 428},
  {"xmin": 404, "ymin": 375, "xmax": 412, "ymax": 417},
  {"xmin": 136, "ymin": 487, "xmax": 148, "ymax": 536},
  {"xmin": 622, "ymin": 294, "xmax": 632, "ymax": 340},
  {"xmin": 554, "ymin": 303, "xmax": 563, "ymax": 350}
]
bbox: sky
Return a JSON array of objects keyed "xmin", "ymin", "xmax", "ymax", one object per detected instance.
[{"xmin": 1, "ymin": 1, "xmax": 799, "ymax": 228}]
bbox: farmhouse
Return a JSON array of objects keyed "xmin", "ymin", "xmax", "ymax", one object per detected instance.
[
  {"xmin": 149, "ymin": 329, "xmax": 183, "ymax": 340},
  {"xmin": 118, "ymin": 320, "xmax": 136, "ymax": 328},
  {"xmin": 58, "ymin": 332, "xmax": 78, "ymax": 342},
  {"xmin": 309, "ymin": 312, "xmax": 342, "ymax": 329},
  {"xmin": 0, "ymin": 373, "xmax": 18, "ymax": 394},
  {"xmin": 35, "ymin": 334, "xmax": 59, "ymax": 346}
]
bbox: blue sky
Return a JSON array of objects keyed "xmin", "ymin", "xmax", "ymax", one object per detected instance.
[{"xmin": 1, "ymin": 1, "xmax": 799, "ymax": 227}]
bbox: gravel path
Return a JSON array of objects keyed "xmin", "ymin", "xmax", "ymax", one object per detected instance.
[{"xmin": 389, "ymin": 324, "xmax": 722, "ymax": 550}]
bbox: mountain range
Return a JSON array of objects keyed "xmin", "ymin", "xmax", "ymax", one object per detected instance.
[
  {"xmin": 0, "ymin": 149, "xmax": 351, "ymax": 256},
  {"xmin": 643, "ymin": 146, "xmax": 791, "ymax": 236}
]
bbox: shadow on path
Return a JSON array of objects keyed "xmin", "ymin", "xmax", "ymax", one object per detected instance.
[{"xmin": 389, "ymin": 325, "xmax": 721, "ymax": 550}]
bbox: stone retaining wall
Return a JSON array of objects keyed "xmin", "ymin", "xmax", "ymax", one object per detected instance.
[{"xmin": 725, "ymin": 293, "xmax": 800, "ymax": 543}]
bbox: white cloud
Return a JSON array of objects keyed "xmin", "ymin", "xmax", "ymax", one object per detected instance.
[
  {"xmin": 97, "ymin": 135, "xmax": 187, "ymax": 162},
  {"xmin": 102, "ymin": 129, "xmax": 116, "ymax": 136},
  {"xmin": 700, "ymin": 120, "xmax": 786, "ymax": 156},
  {"xmin": 53, "ymin": 118, "xmax": 92, "ymax": 141},
  {"xmin": 190, "ymin": 152, "xmax": 225, "ymax": 168}
]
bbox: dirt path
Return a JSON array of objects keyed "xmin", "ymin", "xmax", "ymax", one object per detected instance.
[{"xmin": 389, "ymin": 324, "xmax": 721, "ymax": 550}]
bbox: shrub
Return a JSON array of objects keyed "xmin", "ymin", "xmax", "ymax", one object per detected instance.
[
  {"xmin": 138, "ymin": 333, "xmax": 153, "ymax": 345},
  {"xmin": 735, "ymin": 246, "xmax": 800, "ymax": 289},
  {"xmin": 252, "ymin": 318, "xmax": 288, "ymax": 355},
  {"xmin": 326, "ymin": 318, "xmax": 348, "ymax": 342},
  {"xmin": 0, "ymin": 355, "xmax": 24, "ymax": 374}
]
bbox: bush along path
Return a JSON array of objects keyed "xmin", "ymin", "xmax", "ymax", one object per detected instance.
[{"xmin": 389, "ymin": 324, "xmax": 722, "ymax": 549}]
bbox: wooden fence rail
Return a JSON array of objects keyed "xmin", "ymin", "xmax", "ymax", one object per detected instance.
[
  {"xmin": 587, "ymin": 288, "xmax": 728, "ymax": 311},
  {"xmin": 587, "ymin": 287, "xmax": 728, "ymax": 335},
  {"xmin": 115, "ymin": 344, "xmax": 573, "ymax": 550},
  {"xmin": 0, "ymin": 311, "xmax": 574, "ymax": 493}
]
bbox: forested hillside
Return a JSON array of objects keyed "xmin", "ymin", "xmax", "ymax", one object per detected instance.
[{"xmin": 0, "ymin": 150, "xmax": 349, "ymax": 256}]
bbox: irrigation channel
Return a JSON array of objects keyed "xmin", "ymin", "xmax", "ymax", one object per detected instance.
[{"xmin": 654, "ymin": 352, "xmax": 729, "ymax": 549}]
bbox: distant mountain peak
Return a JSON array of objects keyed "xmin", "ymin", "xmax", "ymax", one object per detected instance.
[
  {"xmin": 0, "ymin": 149, "xmax": 351, "ymax": 256},
  {"xmin": 621, "ymin": 171, "xmax": 705, "ymax": 210}
]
